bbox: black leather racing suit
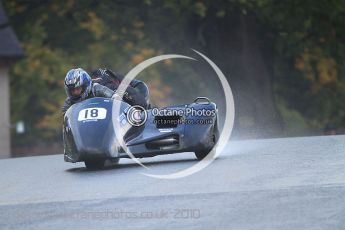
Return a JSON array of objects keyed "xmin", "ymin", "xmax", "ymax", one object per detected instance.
[
  {"xmin": 62, "ymin": 83, "xmax": 114, "ymax": 114},
  {"xmin": 91, "ymin": 69, "xmax": 150, "ymax": 109}
]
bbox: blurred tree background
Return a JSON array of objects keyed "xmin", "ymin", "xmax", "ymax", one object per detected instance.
[{"xmin": 3, "ymin": 0, "xmax": 345, "ymax": 154}]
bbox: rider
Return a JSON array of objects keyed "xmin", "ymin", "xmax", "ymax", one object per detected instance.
[
  {"xmin": 62, "ymin": 68, "xmax": 117, "ymax": 114},
  {"xmin": 90, "ymin": 68, "xmax": 150, "ymax": 109}
]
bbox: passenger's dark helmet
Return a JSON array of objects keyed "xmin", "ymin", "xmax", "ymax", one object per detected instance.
[
  {"xmin": 90, "ymin": 68, "xmax": 121, "ymax": 91},
  {"xmin": 64, "ymin": 68, "xmax": 92, "ymax": 100}
]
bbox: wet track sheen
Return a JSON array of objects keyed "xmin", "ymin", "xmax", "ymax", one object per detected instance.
[{"xmin": 1, "ymin": 135, "xmax": 345, "ymax": 229}]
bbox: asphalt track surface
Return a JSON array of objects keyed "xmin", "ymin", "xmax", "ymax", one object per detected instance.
[{"xmin": 1, "ymin": 135, "xmax": 345, "ymax": 230}]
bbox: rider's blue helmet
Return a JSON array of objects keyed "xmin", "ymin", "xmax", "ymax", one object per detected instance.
[{"xmin": 64, "ymin": 68, "xmax": 92, "ymax": 100}]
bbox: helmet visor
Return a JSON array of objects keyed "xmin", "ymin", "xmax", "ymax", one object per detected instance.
[{"xmin": 65, "ymin": 84, "xmax": 84, "ymax": 99}]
